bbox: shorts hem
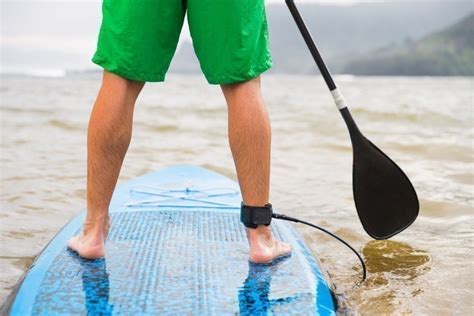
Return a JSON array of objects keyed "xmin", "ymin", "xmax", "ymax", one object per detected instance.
[
  {"xmin": 91, "ymin": 54, "xmax": 166, "ymax": 82},
  {"xmin": 205, "ymin": 59, "xmax": 273, "ymax": 85}
]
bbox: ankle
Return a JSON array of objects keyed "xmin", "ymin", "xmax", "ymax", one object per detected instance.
[
  {"xmin": 83, "ymin": 215, "xmax": 109, "ymax": 236},
  {"xmin": 246, "ymin": 225, "xmax": 273, "ymax": 240},
  {"xmin": 85, "ymin": 211, "xmax": 109, "ymax": 224}
]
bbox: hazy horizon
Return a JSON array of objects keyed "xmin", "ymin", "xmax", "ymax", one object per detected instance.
[{"xmin": 1, "ymin": 0, "xmax": 472, "ymax": 76}]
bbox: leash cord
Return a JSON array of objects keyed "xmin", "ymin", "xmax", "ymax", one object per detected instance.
[{"xmin": 272, "ymin": 213, "xmax": 367, "ymax": 283}]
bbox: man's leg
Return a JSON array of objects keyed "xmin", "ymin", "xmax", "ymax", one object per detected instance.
[
  {"xmin": 221, "ymin": 76, "xmax": 292, "ymax": 264},
  {"xmin": 68, "ymin": 71, "xmax": 145, "ymax": 259}
]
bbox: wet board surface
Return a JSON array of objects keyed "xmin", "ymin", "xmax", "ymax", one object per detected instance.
[{"xmin": 7, "ymin": 165, "xmax": 336, "ymax": 315}]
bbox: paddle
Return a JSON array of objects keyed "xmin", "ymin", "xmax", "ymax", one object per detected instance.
[{"xmin": 285, "ymin": 0, "xmax": 419, "ymax": 239}]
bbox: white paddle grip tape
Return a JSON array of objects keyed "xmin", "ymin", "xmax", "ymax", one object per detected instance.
[{"xmin": 331, "ymin": 88, "xmax": 348, "ymax": 110}]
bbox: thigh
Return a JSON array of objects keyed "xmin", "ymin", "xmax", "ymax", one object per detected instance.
[
  {"xmin": 92, "ymin": 0, "xmax": 186, "ymax": 82},
  {"xmin": 187, "ymin": 0, "xmax": 272, "ymax": 85}
]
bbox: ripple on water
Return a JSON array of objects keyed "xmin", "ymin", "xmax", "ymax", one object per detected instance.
[
  {"xmin": 350, "ymin": 240, "xmax": 431, "ymax": 314},
  {"xmin": 420, "ymin": 199, "xmax": 473, "ymax": 218},
  {"xmin": 351, "ymin": 107, "xmax": 462, "ymax": 126},
  {"xmin": 363, "ymin": 240, "xmax": 431, "ymax": 281},
  {"xmin": 48, "ymin": 119, "xmax": 82, "ymax": 131}
]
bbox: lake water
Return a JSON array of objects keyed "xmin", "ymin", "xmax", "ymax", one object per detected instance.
[{"xmin": 1, "ymin": 74, "xmax": 472, "ymax": 314}]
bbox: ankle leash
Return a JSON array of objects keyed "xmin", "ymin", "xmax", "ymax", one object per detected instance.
[
  {"xmin": 240, "ymin": 201, "xmax": 367, "ymax": 283},
  {"xmin": 240, "ymin": 203, "xmax": 273, "ymax": 229}
]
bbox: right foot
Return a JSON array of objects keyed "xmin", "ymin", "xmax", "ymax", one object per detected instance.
[
  {"xmin": 247, "ymin": 225, "xmax": 292, "ymax": 264},
  {"xmin": 67, "ymin": 216, "xmax": 110, "ymax": 259}
]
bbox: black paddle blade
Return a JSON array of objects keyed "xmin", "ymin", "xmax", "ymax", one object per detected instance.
[{"xmin": 340, "ymin": 108, "xmax": 419, "ymax": 240}]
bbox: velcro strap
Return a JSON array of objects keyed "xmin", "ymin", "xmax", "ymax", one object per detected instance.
[{"xmin": 240, "ymin": 203, "xmax": 273, "ymax": 229}]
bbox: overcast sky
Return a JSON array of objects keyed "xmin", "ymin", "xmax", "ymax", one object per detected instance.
[{"xmin": 0, "ymin": 0, "xmax": 460, "ymax": 74}]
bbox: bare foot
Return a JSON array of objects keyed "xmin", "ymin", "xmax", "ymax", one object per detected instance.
[
  {"xmin": 67, "ymin": 216, "xmax": 110, "ymax": 259},
  {"xmin": 247, "ymin": 225, "xmax": 292, "ymax": 264}
]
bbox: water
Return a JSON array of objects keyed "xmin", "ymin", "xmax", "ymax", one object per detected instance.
[{"xmin": 1, "ymin": 74, "xmax": 472, "ymax": 314}]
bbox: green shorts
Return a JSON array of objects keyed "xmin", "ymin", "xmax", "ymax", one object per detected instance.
[{"xmin": 91, "ymin": 0, "xmax": 272, "ymax": 84}]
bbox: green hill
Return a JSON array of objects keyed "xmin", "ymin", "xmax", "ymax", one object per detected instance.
[{"xmin": 343, "ymin": 13, "xmax": 474, "ymax": 76}]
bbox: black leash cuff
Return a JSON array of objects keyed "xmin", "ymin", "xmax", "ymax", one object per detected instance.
[{"xmin": 240, "ymin": 203, "xmax": 273, "ymax": 229}]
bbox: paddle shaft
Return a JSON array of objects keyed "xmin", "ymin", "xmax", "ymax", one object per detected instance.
[{"xmin": 285, "ymin": 0, "xmax": 349, "ymax": 111}]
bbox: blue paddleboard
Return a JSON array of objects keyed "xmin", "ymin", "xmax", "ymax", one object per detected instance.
[{"xmin": 5, "ymin": 165, "xmax": 337, "ymax": 315}]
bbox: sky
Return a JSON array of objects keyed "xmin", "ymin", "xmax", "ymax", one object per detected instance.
[{"xmin": 0, "ymin": 0, "xmax": 461, "ymax": 75}]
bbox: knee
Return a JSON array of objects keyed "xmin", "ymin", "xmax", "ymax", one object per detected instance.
[
  {"xmin": 221, "ymin": 76, "xmax": 261, "ymax": 96},
  {"xmin": 102, "ymin": 70, "xmax": 145, "ymax": 99}
]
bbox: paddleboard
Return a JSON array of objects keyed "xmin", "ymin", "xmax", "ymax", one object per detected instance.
[{"xmin": 5, "ymin": 165, "xmax": 337, "ymax": 315}]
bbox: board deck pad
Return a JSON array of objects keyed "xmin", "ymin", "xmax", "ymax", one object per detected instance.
[{"xmin": 7, "ymin": 166, "xmax": 336, "ymax": 315}]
